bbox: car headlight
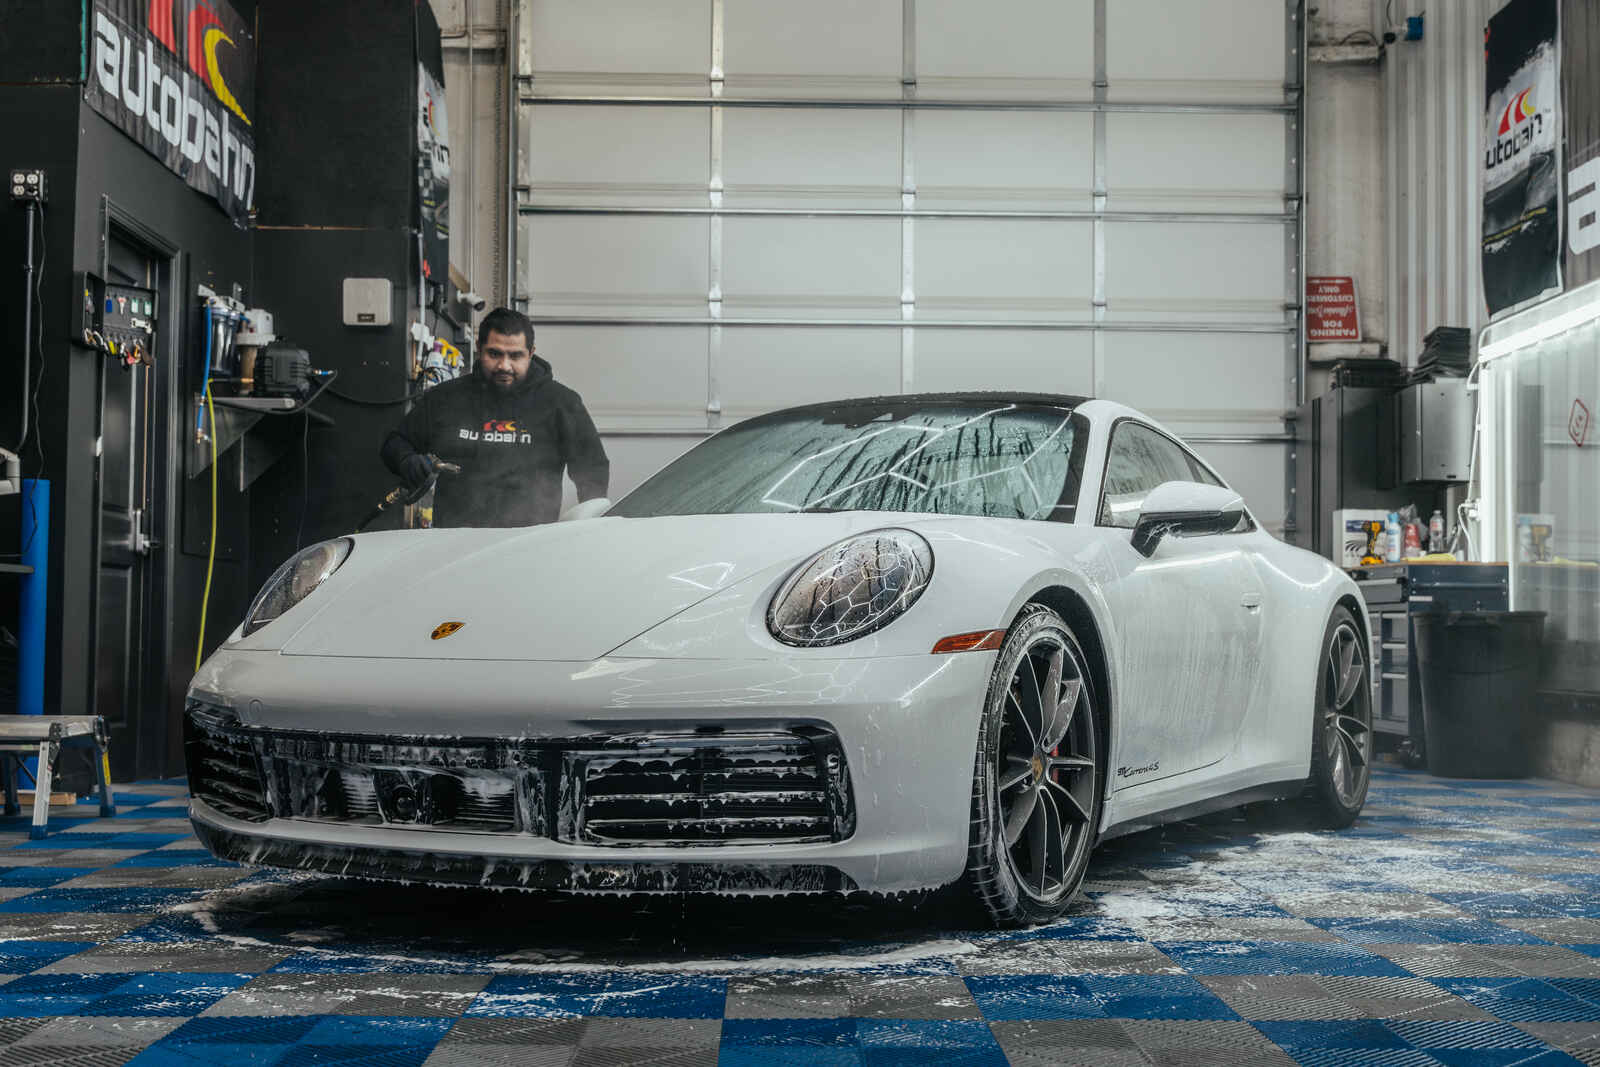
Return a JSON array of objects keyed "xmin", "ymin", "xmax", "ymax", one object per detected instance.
[
  {"xmin": 240, "ymin": 538, "xmax": 353, "ymax": 638},
  {"xmin": 767, "ymin": 529, "xmax": 934, "ymax": 647}
]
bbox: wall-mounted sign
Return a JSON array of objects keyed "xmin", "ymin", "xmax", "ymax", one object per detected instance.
[
  {"xmin": 1306, "ymin": 276, "xmax": 1361, "ymax": 341},
  {"xmin": 1482, "ymin": 0, "xmax": 1562, "ymax": 318},
  {"xmin": 1570, "ymin": 398, "xmax": 1591, "ymax": 447},
  {"xmin": 84, "ymin": 0, "xmax": 256, "ymax": 227}
]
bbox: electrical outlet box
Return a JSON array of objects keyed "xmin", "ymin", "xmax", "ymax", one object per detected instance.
[
  {"xmin": 9, "ymin": 168, "xmax": 46, "ymax": 203},
  {"xmin": 342, "ymin": 277, "xmax": 393, "ymax": 327}
]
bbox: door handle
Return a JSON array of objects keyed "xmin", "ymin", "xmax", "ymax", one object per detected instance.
[{"xmin": 1240, "ymin": 592, "xmax": 1262, "ymax": 610}]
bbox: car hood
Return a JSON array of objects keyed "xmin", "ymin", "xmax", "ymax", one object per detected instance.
[{"xmin": 276, "ymin": 513, "xmax": 899, "ymax": 661}]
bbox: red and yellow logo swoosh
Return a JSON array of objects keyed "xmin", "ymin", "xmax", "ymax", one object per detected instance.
[{"xmin": 1497, "ymin": 87, "xmax": 1536, "ymax": 136}]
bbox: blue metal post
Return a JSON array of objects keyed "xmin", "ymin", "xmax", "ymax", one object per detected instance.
[{"xmin": 18, "ymin": 479, "xmax": 48, "ymax": 786}]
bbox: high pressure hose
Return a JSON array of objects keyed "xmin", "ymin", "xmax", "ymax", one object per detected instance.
[{"xmin": 195, "ymin": 303, "xmax": 218, "ymax": 671}]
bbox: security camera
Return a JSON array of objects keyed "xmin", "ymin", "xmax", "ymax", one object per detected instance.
[{"xmin": 459, "ymin": 291, "xmax": 487, "ymax": 313}]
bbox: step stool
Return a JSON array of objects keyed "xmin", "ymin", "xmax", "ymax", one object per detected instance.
[{"xmin": 0, "ymin": 717, "xmax": 116, "ymax": 838}]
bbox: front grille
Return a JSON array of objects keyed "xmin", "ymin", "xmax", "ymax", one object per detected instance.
[
  {"xmin": 184, "ymin": 704, "xmax": 270, "ymax": 823},
  {"xmin": 571, "ymin": 731, "xmax": 854, "ymax": 846},
  {"xmin": 181, "ymin": 705, "xmax": 854, "ymax": 847}
]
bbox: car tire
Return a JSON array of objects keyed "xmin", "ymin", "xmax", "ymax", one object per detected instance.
[
  {"xmin": 1297, "ymin": 605, "xmax": 1373, "ymax": 828},
  {"xmin": 965, "ymin": 604, "xmax": 1103, "ymax": 928}
]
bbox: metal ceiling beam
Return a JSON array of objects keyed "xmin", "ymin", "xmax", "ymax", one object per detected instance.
[
  {"xmin": 520, "ymin": 93, "xmax": 1294, "ymax": 114},
  {"xmin": 516, "ymin": 205, "xmax": 1296, "ymax": 224},
  {"xmin": 529, "ymin": 316, "xmax": 1294, "ymax": 334}
]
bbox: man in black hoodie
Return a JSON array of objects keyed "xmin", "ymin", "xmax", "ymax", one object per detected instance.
[{"xmin": 380, "ymin": 307, "xmax": 609, "ymax": 528}]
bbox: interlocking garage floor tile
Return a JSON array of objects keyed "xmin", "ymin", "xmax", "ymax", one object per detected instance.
[{"xmin": 0, "ymin": 768, "xmax": 1590, "ymax": 1064}]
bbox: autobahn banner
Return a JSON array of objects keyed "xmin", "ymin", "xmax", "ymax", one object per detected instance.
[
  {"xmin": 85, "ymin": 0, "xmax": 256, "ymax": 226},
  {"xmin": 1483, "ymin": 0, "xmax": 1561, "ymax": 318}
]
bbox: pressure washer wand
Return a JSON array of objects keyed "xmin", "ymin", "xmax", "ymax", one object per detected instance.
[{"xmin": 353, "ymin": 456, "xmax": 459, "ymax": 533}]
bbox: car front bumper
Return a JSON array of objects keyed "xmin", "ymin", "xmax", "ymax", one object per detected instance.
[{"xmin": 186, "ymin": 648, "xmax": 996, "ymax": 894}]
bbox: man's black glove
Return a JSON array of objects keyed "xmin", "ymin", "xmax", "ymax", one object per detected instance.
[{"xmin": 400, "ymin": 453, "xmax": 435, "ymax": 489}]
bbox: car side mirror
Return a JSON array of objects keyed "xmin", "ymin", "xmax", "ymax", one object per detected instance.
[
  {"xmin": 559, "ymin": 497, "xmax": 612, "ymax": 522},
  {"xmin": 1130, "ymin": 481, "xmax": 1246, "ymax": 557}
]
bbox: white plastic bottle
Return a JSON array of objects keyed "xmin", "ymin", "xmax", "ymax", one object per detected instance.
[
  {"xmin": 1385, "ymin": 513, "xmax": 1402, "ymax": 562},
  {"xmin": 1428, "ymin": 510, "xmax": 1445, "ymax": 553}
]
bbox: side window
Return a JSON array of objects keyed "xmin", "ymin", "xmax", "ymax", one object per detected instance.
[
  {"xmin": 1186, "ymin": 455, "xmax": 1224, "ymax": 487},
  {"xmin": 1097, "ymin": 422, "xmax": 1194, "ymax": 529}
]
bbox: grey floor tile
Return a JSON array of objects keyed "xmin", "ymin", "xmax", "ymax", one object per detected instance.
[
  {"xmin": 1513, "ymin": 1022, "xmax": 1600, "ymax": 1047},
  {"xmin": 991, "ymin": 1018, "xmax": 1146, "ymax": 1064},
  {"xmin": 1272, "ymin": 891, "xmax": 1472, "ymax": 919},
  {"xmin": 35, "ymin": 941, "xmax": 289, "ymax": 975},
  {"xmin": 724, "ymin": 974, "xmax": 852, "ymax": 1018},
  {"xmin": 0, "ymin": 913, "xmax": 153, "ymax": 941},
  {"xmin": 204, "ymin": 972, "xmax": 489, "ymax": 1016},
  {"xmin": 848, "ymin": 974, "xmax": 982, "ymax": 1019},
  {"xmin": 424, "ymin": 1046, "xmax": 575, "ymax": 1067},
  {"xmin": 576, "ymin": 1019, "xmax": 721, "ymax": 1048},
  {"xmin": 1123, "ymin": 1019, "xmax": 1287, "ymax": 1051},
  {"xmin": 958, "ymin": 939, "xmax": 1178, "ymax": 976},
  {"xmin": 11, "ymin": 1017, "xmax": 184, "ymax": 1047}
]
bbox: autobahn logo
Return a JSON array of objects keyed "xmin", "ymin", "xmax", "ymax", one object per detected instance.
[
  {"xmin": 85, "ymin": 0, "xmax": 256, "ymax": 226},
  {"xmin": 459, "ymin": 420, "xmax": 532, "ymax": 444}
]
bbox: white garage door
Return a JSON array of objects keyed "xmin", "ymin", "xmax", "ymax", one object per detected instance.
[{"xmin": 512, "ymin": 0, "xmax": 1304, "ymax": 530}]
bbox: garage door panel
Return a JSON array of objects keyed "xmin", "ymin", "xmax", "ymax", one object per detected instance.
[
  {"xmin": 720, "ymin": 328, "xmax": 901, "ymax": 421},
  {"xmin": 725, "ymin": 0, "xmax": 901, "ymax": 90},
  {"xmin": 722, "ymin": 218, "xmax": 900, "ymax": 317},
  {"xmin": 1181, "ymin": 441, "xmax": 1286, "ymax": 526},
  {"xmin": 1099, "ymin": 333, "xmax": 1287, "ymax": 434},
  {"xmin": 540, "ymin": 326, "xmax": 710, "ymax": 429},
  {"xmin": 914, "ymin": 111, "xmax": 1094, "ymax": 210},
  {"xmin": 914, "ymin": 330, "xmax": 1094, "ymax": 396},
  {"xmin": 1106, "ymin": 113, "xmax": 1286, "ymax": 213},
  {"xmin": 916, "ymin": 220, "xmax": 1093, "ymax": 320},
  {"xmin": 723, "ymin": 109, "xmax": 902, "ymax": 208},
  {"xmin": 527, "ymin": 216, "xmax": 709, "ymax": 316},
  {"xmin": 915, "ymin": 0, "xmax": 1093, "ymax": 89},
  {"xmin": 526, "ymin": 106, "xmax": 709, "ymax": 206},
  {"xmin": 588, "ymin": 436, "xmax": 702, "ymax": 509},
  {"xmin": 1106, "ymin": 0, "xmax": 1286, "ymax": 103},
  {"xmin": 1105, "ymin": 222, "xmax": 1285, "ymax": 322},
  {"xmin": 529, "ymin": 0, "xmax": 710, "ymax": 93}
]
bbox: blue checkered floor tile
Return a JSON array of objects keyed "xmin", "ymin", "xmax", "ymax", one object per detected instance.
[{"xmin": 0, "ymin": 763, "xmax": 1595, "ymax": 1065}]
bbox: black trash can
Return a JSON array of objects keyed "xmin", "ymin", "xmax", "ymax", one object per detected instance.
[{"xmin": 1412, "ymin": 610, "xmax": 1545, "ymax": 778}]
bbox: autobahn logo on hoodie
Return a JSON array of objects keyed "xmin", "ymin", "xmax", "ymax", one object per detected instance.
[{"xmin": 459, "ymin": 420, "xmax": 531, "ymax": 444}]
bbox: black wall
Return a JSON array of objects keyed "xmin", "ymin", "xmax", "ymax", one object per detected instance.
[
  {"xmin": 75, "ymin": 102, "xmax": 257, "ymax": 773},
  {"xmin": 248, "ymin": 0, "xmax": 426, "ymax": 590},
  {"xmin": 2, "ymin": 0, "xmax": 434, "ymax": 775}
]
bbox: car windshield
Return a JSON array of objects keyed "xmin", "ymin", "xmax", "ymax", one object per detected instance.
[{"xmin": 611, "ymin": 400, "xmax": 1088, "ymax": 522}]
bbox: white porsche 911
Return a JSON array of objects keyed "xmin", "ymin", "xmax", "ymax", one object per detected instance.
[{"xmin": 186, "ymin": 393, "xmax": 1373, "ymax": 926}]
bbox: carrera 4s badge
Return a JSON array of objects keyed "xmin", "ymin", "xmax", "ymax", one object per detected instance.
[{"xmin": 1117, "ymin": 762, "xmax": 1160, "ymax": 779}]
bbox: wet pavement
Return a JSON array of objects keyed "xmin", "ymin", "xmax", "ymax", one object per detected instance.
[{"xmin": 0, "ymin": 759, "xmax": 1596, "ymax": 1064}]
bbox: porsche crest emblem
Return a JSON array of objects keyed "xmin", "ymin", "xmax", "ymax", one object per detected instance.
[{"xmin": 431, "ymin": 621, "xmax": 465, "ymax": 641}]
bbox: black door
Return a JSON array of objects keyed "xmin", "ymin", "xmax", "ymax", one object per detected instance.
[{"xmin": 99, "ymin": 229, "xmax": 170, "ymax": 780}]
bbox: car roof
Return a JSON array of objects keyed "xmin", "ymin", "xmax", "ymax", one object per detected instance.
[{"xmin": 753, "ymin": 392, "xmax": 1093, "ymax": 421}]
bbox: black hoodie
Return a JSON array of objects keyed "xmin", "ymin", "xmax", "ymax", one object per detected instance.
[{"xmin": 379, "ymin": 355, "xmax": 609, "ymax": 528}]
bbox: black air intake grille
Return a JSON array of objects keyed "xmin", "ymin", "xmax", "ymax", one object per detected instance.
[
  {"xmin": 183, "ymin": 704, "xmax": 270, "ymax": 823},
  {"xmin": 571, "ymin": 731, "xmax": 855, "ymax": 846}
]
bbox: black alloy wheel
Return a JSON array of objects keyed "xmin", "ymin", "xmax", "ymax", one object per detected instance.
[
  {"xmin": 967, "ymin": 605, "xmax": 1101, "ymax": 927},
  {"xmin": 1299, "ymin": 605, "xmax": 1372, "ymax": 827}
]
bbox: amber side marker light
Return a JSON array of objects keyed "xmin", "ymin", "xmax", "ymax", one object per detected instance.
[{"xmin": 931, "ymin": 629, "xmax": 1007, "ymax": 654}]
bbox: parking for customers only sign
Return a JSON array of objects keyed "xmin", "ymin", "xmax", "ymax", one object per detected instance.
[{"xmin": 1306, "ymin": 276, "xmax": 1361, "ymax": 341}]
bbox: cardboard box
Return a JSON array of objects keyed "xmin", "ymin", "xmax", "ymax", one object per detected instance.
[{"xmin": 1333, "ymin": 509, "xmax": 1390, "ymax": 568}]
